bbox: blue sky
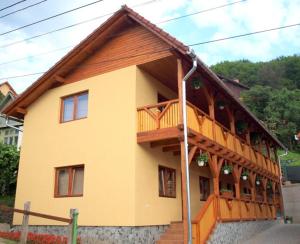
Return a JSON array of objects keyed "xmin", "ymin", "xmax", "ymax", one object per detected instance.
[{"xmin": 0, "ymin": 0, "xmax": 299, "ymax": 93}]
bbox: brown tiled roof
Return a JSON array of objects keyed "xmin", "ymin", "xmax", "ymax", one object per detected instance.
[{"xmin": 0, "ymin": 81, "xmax": 17, "ymax": 97}]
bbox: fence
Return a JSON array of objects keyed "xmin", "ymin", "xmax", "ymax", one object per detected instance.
[{"xmin": 0, "ymin": 201, "xmax": 78, "ymax": 244}]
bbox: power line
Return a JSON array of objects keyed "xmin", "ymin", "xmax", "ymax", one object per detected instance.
[
  {"xmin": 0, "ymin": 0, "xmax": 26, "ymax": 12},
  {"xmin": 189, "ymin": 22, "xmax": 300, "ymax": 46},
  {"xmin": 0, "ymin": 0, "xmax": 246, "ymax": 49},
  {"xmin": 1, "ymin": 21, "xmax": 300, "ymax": 81},
  {"xmin": 0, "ymin": 0, "xmax": 47, "ymax": 19},
  {"xmin": 157, "ymin": 0, "xmax": 246, "ymax": 24},
  {"xmin": 0, "ymin": 0, "xmax": 104, "ymax": 37}
]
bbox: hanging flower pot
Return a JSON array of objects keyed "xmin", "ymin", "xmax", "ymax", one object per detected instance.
[
  {"xmin": 256, "ymin": 176, "xmax": 261, "ymax": 186},
  {"xmin": 216, "ymin": 100, "xmax": 226, "ymax": 110},
  {"xmin": 197, "ymin": 153, "xmax": 208, "ymax": 167},
  {"xmin": 241, "ymin": 170, "xmax": 249, "ymax": 181},
  {"xmin": 191, "ymin": 77, "xmax": 202, "ymax": 90},
  {"xmin": 222, "ymin": 165, "xmax": 232, "ymax": 175}
]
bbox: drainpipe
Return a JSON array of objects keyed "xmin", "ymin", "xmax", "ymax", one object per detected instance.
[
  {"xmin": 278, "ymin": 150, "xmax": 288, "ymax": 221},
  {"xmin": 182, "ymin": 48, "xmax": 197, "ymax": 244}
]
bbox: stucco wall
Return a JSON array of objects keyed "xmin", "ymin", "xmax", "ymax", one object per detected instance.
[
  {"xmin": 14, "ymin": 66, "xmax": 137, "ymax": 226},
  {"xmin": 282, "ymin": 183, "xmax": 300, "ymax": 223},
  {"xmin": 134, "ymin": 68, "xmax": 213, "ymax": 225}
]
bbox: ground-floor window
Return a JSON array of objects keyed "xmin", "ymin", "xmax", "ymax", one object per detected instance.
[
  {"xmin": 54, "ymin": 165, "xmax": 84, "ymax": 197},
  {"xmin": 159, "ymin": 165, "xmax": 176, "ymax": 198},
  {"xmin": 199, "ymin": 176, "xmax": 210, "ymax": 201}
]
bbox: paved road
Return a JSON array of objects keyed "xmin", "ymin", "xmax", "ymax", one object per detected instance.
[{"xmin": 244, "ymin": 224, "xmax": 300, "ymax": 244}]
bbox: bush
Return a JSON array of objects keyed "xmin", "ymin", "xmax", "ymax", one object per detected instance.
[{"xmin": 0, "ymin": 143, "xmax": 19, "ymax": 196}]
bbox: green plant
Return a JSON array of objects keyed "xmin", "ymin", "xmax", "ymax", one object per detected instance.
[
  {"xmin": 267, "ymin": 181, "xmax": 272, "ymax": 189},
  {"xmin": 241, "ymin": 170, "xmax": 249, "ymax": 180},
  {"xmin": 191, "ymin": 77, "xmax": 203, "ymax": 90},
  {"xmin": 0, "ymin": 143, "xmax": 20, "ymax": 196},
  {"xmin": 197, "ymin": 153, "xmax": 208, "ymax": 166},
  {"xmin": 236, "ymin": 120, "xmax": 247, "ymax": 134},
  {"xmin": 220, "ymin": 188, "xmax": 233, "ymax": 193},
  {"xmin": 222, "ymin": 165, "xmax": 233, "ymax": 174}
]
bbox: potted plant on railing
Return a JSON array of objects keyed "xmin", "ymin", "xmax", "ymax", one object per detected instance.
[
  {"xmin": 241, "ymin": 170, "xmax": 249, "ymax": 181},
  {"xmin": 197, "ymin": 153, "xmax": 208, "ymax": 167},
  {"xmin": 220, "ymin": 188, "xmax": 233, "ymax": 198},
  {"xmin": 222, "ymin": 164, "xmax": 233, "ymax": 175}
]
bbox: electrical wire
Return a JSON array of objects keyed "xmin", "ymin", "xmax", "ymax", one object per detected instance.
[
  {"xmin": 0, "ymin": 0, "xmax": 104, "ymax": 36},
  {"xmin": 0, "ymin": 0, "xmax": 244, "ymax": 49},
  {"xmin": 0, "ymin": 0, "xmax": 47, "ymax": 19},
  {"xmin": 1, "ymin": 20, "xmax": 300, "ymax": 80},
  {"xmin": 0, "ymin": 0, "xmax": 26, "ymax": 12}
]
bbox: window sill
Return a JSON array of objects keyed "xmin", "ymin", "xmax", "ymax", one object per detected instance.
[
  {"xmin": 54, "ymin": 194, "xmax": 83, "ymax": 198},
  {"xmin": 60, "ymin": 117, "xmax": 87, "ymax": 124}
]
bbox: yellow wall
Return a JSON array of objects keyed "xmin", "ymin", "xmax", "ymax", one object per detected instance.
[
  {"xmin": 134, "ymin": 68, "xmax": 212, "ymax": 225},
  {"xmin": 14, "ymin": 66, "xmax": 137, "ymax": 226},
  {"xmin": 14, "ymin": 66, "xmax": 212, "ymax": 227}
]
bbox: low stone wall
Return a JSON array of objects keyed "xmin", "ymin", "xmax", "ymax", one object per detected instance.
[
  {"xmin": 208, "ymin": 220, "xmax": 277, "ymax": 244},
  {"xmin": 13, "ymin": 225, "xmax": 168, "ymax": 244}
]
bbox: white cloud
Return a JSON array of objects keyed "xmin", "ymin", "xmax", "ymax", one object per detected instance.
[{"xmin": 0, "ymin": 0, "xmax": 299, "ymax": 92}]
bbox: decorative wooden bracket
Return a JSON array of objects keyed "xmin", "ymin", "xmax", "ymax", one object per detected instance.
[
  {"xmin": 245, "ymin": 202, "xmax": 250, "ymax": 212},
  {"xmin": 225, "ymin": 199, "xmax": 232, "ymax": 210},
  {"xmin": 188, "ymin": 146, "xmax": 198, "ymax": 165},
  {"xmin": 233, "ymin": 165, "xmax": 243, "ymax": 183},
  {"xmin": 54, "ymin": 75, "xmax": 65, "ymax": 84}
]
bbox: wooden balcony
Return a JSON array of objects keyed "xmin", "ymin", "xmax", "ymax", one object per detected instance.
[{"xmin": 137, "ymin": 99, "xmax": 280, "ymax": 180}]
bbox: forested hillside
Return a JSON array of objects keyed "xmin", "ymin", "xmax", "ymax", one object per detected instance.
[{"xmin": 211, "ymin": 55, "xmax": 300, "ymax": 153}]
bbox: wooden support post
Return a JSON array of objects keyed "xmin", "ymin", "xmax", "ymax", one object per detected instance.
[
  {"xmin": 213, "ymin": 177, "xmax": 220, "ymax": 196},
  {"xmin": 177, "ymin": 58, "xmax": 188, "ymax": 244},
  {"xmin": 20, "ymin": 201, "xmax": 30, "ymax": 244}
]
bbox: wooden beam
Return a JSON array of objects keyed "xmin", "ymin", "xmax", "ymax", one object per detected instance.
[
  {"xmin": 54, "ymin": 75, "xmax": 65, "ymax": 84},
  {"xmin": 16, "ymin": 107, "xmax": 27, "ymax": 115},
  {"xmin": 188, "ymin": 145, "xmax": 198, "ymax": 165},
  {"xmin": 162, "ymin": 145, "xmax": 180, "ymax": 152},
  {"xmin": 150, "ymin": 139, "xmax": 179, "ymax": 148}
]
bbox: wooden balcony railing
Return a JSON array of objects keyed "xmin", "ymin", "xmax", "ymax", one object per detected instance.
[
  {"xmin": 137, "ymin": 99, "xmax": 280, "ymax": 177},
  {"xmin": 192, "ymin": 194, "xmax": 276, "ymax": 243}
]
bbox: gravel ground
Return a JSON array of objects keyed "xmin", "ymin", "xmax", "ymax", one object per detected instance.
[{"xmin": 244, "ymin": 224, "xmax": 300, "ymax": 244}]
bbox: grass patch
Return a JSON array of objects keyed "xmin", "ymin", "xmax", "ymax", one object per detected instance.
[
  {"xmin": 279, "ymin": 150, "xmax": 300, "ymax": 166},
  {"xmin": 0, "ymin": 196, "xmax": 15, "ymax": 207}
]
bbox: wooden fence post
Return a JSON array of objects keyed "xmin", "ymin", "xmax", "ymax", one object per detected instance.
[
  {"xmin": 20, "ymin": 201, "xmax": 30, "ymax": 244},
  {"xmin": 67, "ymin": 208, "xmax": 79, "ymax": 244}
]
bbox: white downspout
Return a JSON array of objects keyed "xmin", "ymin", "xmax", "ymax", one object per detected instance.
[{"xmin": 182, "ymin": 48, "xmax": 197, "ymax": 244}]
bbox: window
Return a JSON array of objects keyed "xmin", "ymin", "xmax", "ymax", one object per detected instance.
[
  {"xmin": 61, "ymin": 92, "xmax": 88, "ymax": 122},
  {"xmin": 159, "ymin": 166, "xmax": 176, "ymax": 198},
  {"xmin": 3, "ymin": 128, "xmax": 19, "ymax": 146},
  {"xmin": 199, "ymin": 176, "xmax": 210, "ymax": 201},
  {"xmin": 55, "ymin": 165, "xmax": 84, "ymax": 197}
]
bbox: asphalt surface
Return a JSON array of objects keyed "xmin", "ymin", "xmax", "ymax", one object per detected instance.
[{"xmin": 244, "ymin": 224, "xmax": 300, "ymax": 244}]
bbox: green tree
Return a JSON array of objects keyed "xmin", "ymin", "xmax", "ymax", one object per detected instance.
[
  {"xmin": 0, "ymin": 143, "xmax": 20, "ymax": 196},
  {"xmin": 0, "ymin": 91, "xmax": 4, "ymax": 103},
  {"xmin": 241, "ymin": 85, "xmax": 273, "ymax": 121}
]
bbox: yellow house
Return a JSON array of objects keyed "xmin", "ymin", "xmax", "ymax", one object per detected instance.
[{"xmin": 3, "ymin": 6, "xmax": 284, "ymax": 244}]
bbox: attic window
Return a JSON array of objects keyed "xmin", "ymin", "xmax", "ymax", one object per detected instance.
[{"xmin": 61, "ymin": 91, "xmax": 88, "ymax": 122}]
